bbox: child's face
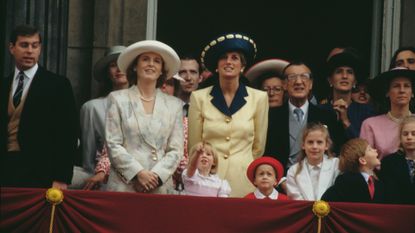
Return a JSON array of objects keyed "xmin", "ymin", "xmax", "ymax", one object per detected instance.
[
  {"xmin": 401, "ymin": 122, "xmax": 415, "ymax": 151},
  {"xmin": 253, "ymin": 164, "xmax": 277, "ymax": 190},
  {"xmin": 196, "ymin": 149, "xmax": 214, "ymax": 172},
  {"xmin": 361, "ymin": 145, "xmax": 380, "ymax": 169},
  {"xmin": 302, "ymin": 130, "xmax": 328, "ymax": 164}
]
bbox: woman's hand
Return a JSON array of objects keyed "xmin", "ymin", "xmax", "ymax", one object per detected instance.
[
  {"xmin": 135, "ymin": 170, "xmax": 159, "ymax": 192},
  {"xmin": 333, "ymin": 99, "xmax": 351, "ymax": 128},
  {"xmin": 83, "ymin": 172, "xmax": 106, "ymax": 190}
]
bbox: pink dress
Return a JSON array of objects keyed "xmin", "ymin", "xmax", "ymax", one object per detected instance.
[
  {"xmin": 360, "ymin": 114, "xmax": 400, "ymax": 160},
  {"xmin": 182, "ymin": 169, "xmax": 231, "ymax": 197}
]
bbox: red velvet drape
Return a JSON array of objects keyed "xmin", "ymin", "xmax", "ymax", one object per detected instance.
[{"xmin": 1, "ymin": 188, "xmax": 414, "ymax": 233}]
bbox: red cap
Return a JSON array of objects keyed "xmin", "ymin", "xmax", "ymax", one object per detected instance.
[{"xmin": 247, "ymin": 157, "xmax": 284, "ymax": 185}]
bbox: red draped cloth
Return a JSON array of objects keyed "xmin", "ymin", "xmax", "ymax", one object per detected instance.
[{"xmin": 1, "ymin": 188, "xmax": 414, "ymax": 233}]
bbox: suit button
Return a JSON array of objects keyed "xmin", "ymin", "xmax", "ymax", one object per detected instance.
[
  {"xmin": 151, "ymin": 149, "xmax": 156, "ymax": 154},
  {"xmin": 225, "ymin": 118, "xmax": 231, "ymax": 123},
  {"xmin": 152, "ymin": 156, "xmax": 158, "ymax": 161},
  {"xmin": 226, "ymin": 136, "xmax": 230, "ymax": 141},
  {"xmin": 224, "ymin": 154, "xmax": 229, "ymax": 159}
]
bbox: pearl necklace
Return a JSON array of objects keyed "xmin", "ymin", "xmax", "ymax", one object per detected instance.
[
  {"xmin": 386, "ymin": 111, "xmax": 412, "ymax": 123},
  {"xmin": 138, "ymin": 87, "xmax": 155, "ymax": 102}
]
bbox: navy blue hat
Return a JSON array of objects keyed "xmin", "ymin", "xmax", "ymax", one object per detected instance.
[
  {"xmin": 327, "ymin": 52, "xmax": 363, "ymax": 83},
  {"xmin": 201, "ymin": 33, "xmax": 257, "ymax": 72},
  {"xmin": 368, "ymin": 67, "xmax": 415, "ymax": 102}
]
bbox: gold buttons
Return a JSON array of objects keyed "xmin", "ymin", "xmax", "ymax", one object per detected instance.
[
  {"xmin": 226, "ymin": 136, "xmax": 230, "ymax": 141},
  {"xmin": 151, "ymin": 149, "xmax": 156, "ymax": 154},
  {"xmin": 225, "ymin": 118, "xmax": 231, "ymax": 123},
  {"xmin": 152, "ymin": 156, "xmax": 158, "ymax": 161},
  {"xmin": 224, "ymin": 154, "xmax": 229, "ymax": 159},
  {"xmin": 151, "ymin": 149, "xmax": 157, "ymax": 161}
]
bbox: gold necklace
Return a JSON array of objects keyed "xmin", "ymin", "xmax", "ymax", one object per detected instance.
[{"xmin": 386, "ymin": 111, "xmax": 411, "ymax": 123}]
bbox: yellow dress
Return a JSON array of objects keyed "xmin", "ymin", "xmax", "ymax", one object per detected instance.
[{"xmin": 188, "ymin": 84, "xmax": 268, "ymax": 197}]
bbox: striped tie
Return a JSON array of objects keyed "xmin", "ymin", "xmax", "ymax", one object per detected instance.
[{"xmin": 13, "ymin": 71, "xmax": 25, "ymax": 107}]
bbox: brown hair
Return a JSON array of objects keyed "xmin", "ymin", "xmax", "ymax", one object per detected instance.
[
  {"xmin": 188, "ymin": 141, "xmax": 218, "ymax": 174},
  {"xmin": 295, "ymin": 122, "xmax": 333, "ymax": 178},
  {"xmin": 126, "ymin": 54, "xmax": 168, "ymax": 88},
  {"xmin": 399, "ymin": 116, "xmax": 415, "ymax": 151},
  {"xmin": 215, "ymin": 51, "xmax": 247, "ymax": 72},
  {"xmin": 339, "ymin": 138, "xmax": 368, "ymax": 173}
]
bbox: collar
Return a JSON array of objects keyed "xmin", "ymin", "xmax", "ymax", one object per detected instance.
[
  {"xmin": 360, "ymin": 171, "xmax": 371, "ymax": 183},
  {"xmin": 253, "ymin": 188, "xmax": 279, "ymax": 200},
  {"xmin": 288, "ymin": 99, "xmax": 309, "ymax": 116},
  {"xmin": 305, "ymin": 156, "xmax": 324, "ymax": 170},
  {"xmin": 210, "ymin": 82, "xmax": 248, "ymax": 116},
  {"xmin": 14, "ymin": 64, "xmax": 38, "ymax": 81}
]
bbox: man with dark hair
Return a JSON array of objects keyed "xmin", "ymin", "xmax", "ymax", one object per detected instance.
[
  {"xmin": 177, "ymin": 55, "xmax": 202, "ymax": 116},
  {"xmin": 0, "ymin": 25, "xmax": 78, "ymax": 189}
]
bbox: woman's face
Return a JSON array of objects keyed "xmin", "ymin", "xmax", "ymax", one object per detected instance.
[
  {"xmin": 329, "ymin": 66, "xmax": 356, "ymax": 93},
  {"xmin": 262, "ymin": 77, "xmax": 284, "ymax": 107},
  {"xmin": 108, "ymin": 61, "xmax": 128, "ymax": 87},
  {"xmin": 387, "ymin": 77, "xmax": 412, "ymax": 107},
  {"xmin": 135, "ymin": 52, "xmax": 163, "ymax": 82},
  {"xmin": 395, "ymin": 50, "xmax": 415, "ymax": 70},
  {"xmin": 401, "ymin": 122, "xmax": 415, "ymax": 152},
  {"xmin": 217, "ymin": 52, "xmax": 244, "ymax": 79}
]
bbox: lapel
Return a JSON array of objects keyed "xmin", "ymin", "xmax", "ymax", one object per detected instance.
[
  {"xmin": 296, "ymin": 159, "xmax": 315, "ymax": 200},
  {"xmin": 317, "ymin": 156, "xmax": 334, "ymax": 199},
  {"xmin": 210, "ymin": 83, "xmax": 248, "ymax": 116},
  {"xmin": 128, "ymin": 86, "xmax": 164, "ymax": 148}
]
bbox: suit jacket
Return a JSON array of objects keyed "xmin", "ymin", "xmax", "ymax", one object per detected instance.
[
  {"xmin": 265, "ymin": 102, "xmax": 345, "ymax": 171},
  {"xmin": 286, "ymin": 156, "xmax": 340, "ymax": 200},
  {"xmin": 0, "ymin": 66, "xmax": 78, "ymax": 187},
  {"xmin": 379, "ymin": 151, "xmax": 415, "ymax": 205},
  {"xmin": 321, "ymin": 172, "xmax": 386, "ymax": 203},
  {"xmin": 188, "ymin": 84, "xmax": 268, "ymax": 197},
  {"xmin": 105, "ymin": 86, "xmax": 183, "ymax": 193}
]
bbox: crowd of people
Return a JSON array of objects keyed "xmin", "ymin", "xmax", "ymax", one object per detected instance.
[{"xmin": 1, "ymin": 25, "xmax": 414, "ymax": 205}]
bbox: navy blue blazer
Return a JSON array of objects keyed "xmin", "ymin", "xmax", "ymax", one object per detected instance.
[
  {"xmin": 0, "ymin": 66, "xmax": 78, "ymax": 187},
  {"xmin": 321, "ymin": 172, "xmax": 386, "ymax": 203},
  {"xmin": 379, "ymin": 151, "xmax": 415, "ymax": 205}
]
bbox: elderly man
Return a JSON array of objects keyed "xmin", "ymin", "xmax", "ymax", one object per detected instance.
[
  {"xmin": 265, "ymin": 61, "xmax": 345, "ymax": 171},
  {"xmin": 0, "ymin": 25, "xmax": 78, "ymax": 189}
]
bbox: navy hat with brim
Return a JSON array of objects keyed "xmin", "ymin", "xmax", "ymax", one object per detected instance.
[
  {"xmin": 201, "ymin": 33, "xmax": 257, "ymax": 73},
  {"xmin": 368, "ymin": 67, "xmax": 415, "ymax": 102},
  {"xmin": 327, "ymin": 52, "xmax": 363, "ymax": 83}
]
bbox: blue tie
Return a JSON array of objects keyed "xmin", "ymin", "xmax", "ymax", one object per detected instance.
[
  {"xmin": 13, "ymin": 71, "xmax": 25, "ymax": 107},
  {"xmin": 294, "ymin": 108, "xmax": 303, "ymax": 123}
]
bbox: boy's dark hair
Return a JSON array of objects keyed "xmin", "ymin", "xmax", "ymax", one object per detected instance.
[{"xmin": 10, "ymin": 25, "xmax": 42, "ymax": 45}]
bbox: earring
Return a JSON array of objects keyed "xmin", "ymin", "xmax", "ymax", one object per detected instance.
[
  {"xmin": 353, "ymin": 84, "xmax": 356, "ymax": 88},
  {"xmin": 133, "ymin": 68, "xmax": 137, "ymax": 72},
  {"xmin": 241, "ymin": 68, "xmax": 244, "ymax": 73},
  {"xmin": 215, "ymin": 69, "xmax": 218, "ymax": 73}
]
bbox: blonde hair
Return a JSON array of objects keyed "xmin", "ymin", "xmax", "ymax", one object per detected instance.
[
  {"xmin": 399, "ymin": 116, "xmax": 415, "ymax": 151},
  {"xmin": 295, "ymin": 122, "xmax": 333, "ymax": 178},
  {"xmin": 188, "ymin": 141, "xmax": 218, "ymax": 174},
  {"xmin": 339, "ymin": 138, "xmax": 368, "ymax": 173}
]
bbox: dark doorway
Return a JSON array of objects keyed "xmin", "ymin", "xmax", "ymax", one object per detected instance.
[{"xmin": 157, "ymin": 0, "xmax": 374, "ymax": 100}]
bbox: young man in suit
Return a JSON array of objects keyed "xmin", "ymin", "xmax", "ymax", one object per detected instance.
[
  {"xmin": 265, "ymin": 61, "xmax": 345, "ymax": 172},
  {"xmin": 0, "ymin": 25, "xmax": 78, "ymax": 189}
]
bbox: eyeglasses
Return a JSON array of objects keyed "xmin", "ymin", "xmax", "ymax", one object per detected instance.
[
  {"xmin": 286, "ymin": 73, "xmax": 311, "ymax": 81},
  {"xmin": 263, "ymin": 86, "xmax": 283, "ymax": 94}
]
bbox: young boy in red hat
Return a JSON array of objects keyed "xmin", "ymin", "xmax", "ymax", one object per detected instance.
[{"xmin": 245, "ymin": 157, "xmax": 288, "ymax": 200}]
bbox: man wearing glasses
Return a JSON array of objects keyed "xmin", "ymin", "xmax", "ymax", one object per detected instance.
[{"xmin": 264, "ymin": 61, "xmax": 345, "ymax": 178}]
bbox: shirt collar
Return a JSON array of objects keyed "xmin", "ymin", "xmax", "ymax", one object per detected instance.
[
  {"xmin": 14, "ymin": 64, "xmax": 38, "ymax": 81},
  {"xmin": 288, "ymin": 99, "xmax": 309, "ymax": 116},
  {"xmin": 360, "ymin": 171, "xmax": 371, "ymax": 183},
  {"xmin": 210, "ymin": 82, "xmax": 248, "ymax": 116},
  {"xmin": 253, "ymin": 188, "xmax": 279, "ymax": 200},
  {"xmin": 305, "ymin": 157, "xmax": 323, "ymax": 170}
]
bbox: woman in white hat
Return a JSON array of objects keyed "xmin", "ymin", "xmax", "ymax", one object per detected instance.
[
  {"xmin": 188, "ymin": 33, "xmax": 269, "ymax": 197},
  {"xmin": 105, "ymin": 40, "xmax": 183, "ymax": 193},
  {"xmin": 75, "ymin": 45, "xmax": 128, "ymax": 190}
]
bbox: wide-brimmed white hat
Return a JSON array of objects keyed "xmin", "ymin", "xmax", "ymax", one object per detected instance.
[
  {"xmin": 93, "ymin": 45, "xmax": 126, "ymax": 82},
  {"xmin": 117, "ymin": 40, "xmax": 180, "ymax": 78},
  {"xmin": 245, "ymin": 59, "xmax": 289, "ymax": 83}
]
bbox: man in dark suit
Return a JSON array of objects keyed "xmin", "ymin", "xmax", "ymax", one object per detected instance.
[
  {"xmin": 0, "ymin": 25, "xmax": 78, "ymax": 189},
  {"xmin": 265, "ymin": 61, "xmax": 345, "ymax": 172}
]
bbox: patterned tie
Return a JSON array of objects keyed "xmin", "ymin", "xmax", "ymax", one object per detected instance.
[
  {"xmin": 183, "ymin": 103, "xmax": 189, "ymax": 117},
  {"xmin": 407, "ymin": 159, "xmax": 415, "ymax": 184},
  {"xmin": 13, "ymin": 71, "xmax": 25, "ymax": 107},
  {"xmin": 294, "ymin": 108, "xmax": 304, "ymax": 123},
  {"xmin": 368, "ymin": 176, "xmax": 375, "ymax": 200}
]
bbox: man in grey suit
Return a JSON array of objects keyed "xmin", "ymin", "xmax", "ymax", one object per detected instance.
[{"xmin": 0, "ymin": 25, "xmax": 78, "ymax": 189}]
